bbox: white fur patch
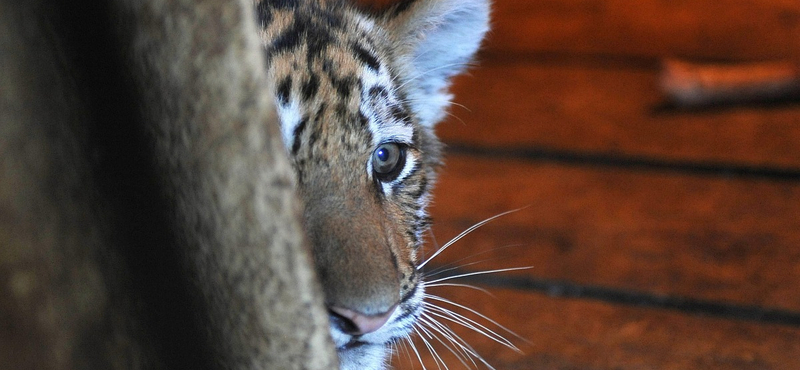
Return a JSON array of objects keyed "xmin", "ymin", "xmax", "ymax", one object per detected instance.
[{"xmin": 276, "ymin": 97, "xmax": 302, "ymax": 152}]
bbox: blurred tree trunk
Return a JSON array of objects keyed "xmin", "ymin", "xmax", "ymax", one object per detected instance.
[{"xmin": 0, "ymin": 0, "xmax": 337, "ymax": 369}]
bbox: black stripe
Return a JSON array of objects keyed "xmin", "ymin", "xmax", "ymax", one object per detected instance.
[
  {"xmin": 358, "ymin": 111, "xmax": 370, "ymax": 128},
  {"xmin": 352, "ymin": 43, "xmax": 381, "ymax": 71},
  {"xmin": 389, "ymin": 104, "xmax": 410, "ymax": 125},
  {"xmin": 316, "ymin": 7, "xmax": 344, "ymax": 29},
  {"xmin": 305, "ymin": 23, "xmax": 333, "ymax": 61},
  {"xmin": 309, "ymin": 106, "xmax": 323, "ymax": 150},
  {"xmin": 434, "ymin": 267, "xmax": 800, "ymax": 328},
  {"xmin": 268, "ymin": 0, "xmax": 298, "ymax": 10},
  {"xmin": 448, "ymin": 143, "xmax": 800, "ymax": 182},
  {"xmin": 333, "ymin": 76, "xmax": 356, "ymax": 100},
  {"xmin": 291, "ymin": 116, "xmax": 309, "ymax": 155},
  {"xmin": 389, "ymin": 248, "xmax": 400, "ymax": 271},
  {"xmin": 301, "ymin": 74, "xmax": 319, "ymax": 101},
  {"xmin": 255, "ymin": 1, "xmax": 272, "ymax": 27},
  {"xmin": 269, "ymin": 21, "xmax": 304, "ymax": 57},
  {"xmin": 314, "ymin": 103, "xmax": 327, "ymax": 122},
  {"xmin": 322, "ymin": 59, "xmax": 356, "ymax": 99},
  {"xmin": 409, "ymin": 175, "xmax": 428, "ymax": 200},
  {"xmin": 368, "ymin": 85, "xmax": 388, "ymax": 100},
  {"xmin": 390, "ymin": 0, "xmax": 416, "ymax": 16},
  {"xmin": 276, "ymin": 76, "xmax": 292, "ymax": 105},
  {"xmin": 307, "ymin": 120, "xmax": 319, "ymax": 149}
]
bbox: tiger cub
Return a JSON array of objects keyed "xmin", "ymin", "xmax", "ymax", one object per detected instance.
[{"xmin": 255, "ymin": 0, "xmax": 490, "ymax": 368}]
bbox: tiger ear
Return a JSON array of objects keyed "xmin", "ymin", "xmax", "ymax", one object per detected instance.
[{"xmin": 383, "ymin": 0, "xmax": 490, "ymax": 127}]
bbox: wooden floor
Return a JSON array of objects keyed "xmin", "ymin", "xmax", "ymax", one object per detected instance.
[{"xmin": 375, "ymin": 0, "xmax": 800, "ymax": 369}]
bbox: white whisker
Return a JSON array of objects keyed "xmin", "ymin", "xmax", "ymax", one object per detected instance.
[
  {"xmin": 444, "ymin": 100, "xmax": 471, "ymax": 112},
  {"xmin": 413, "ymin": 228, "xmax": 440, "ymax": 277},
  {"xmin": 421, "ymin": 314, "xmax": 482, "ymax": 370},
  {"xmin": 401, "ymin": 97, "xmax": 471, "ymax": 112},
  {"xmin": 417, "ymin": 320, "xmax": 456, "ymax": 370},
  {"xmin": 424, "ymin": 259, "xmax": 496, "ymax": 280},
  {"xmin": 426, "ymin": 294, "xmax": 531, "ymax": 347},
  {"xmin": 414, "ymin": 326, "xmax": 446, "ymax": 370},
  {"xmin": 424, "ymin": 266, "xmax": 533, "ymax": 285},
  {"xmin": 406, "ymin": 208, "xmax": 532, "ymax": 369},
  {"xmin": 424, "ymin": 282, "xmax": 494, "ymax": 296},
  {"xmin": 406, "ymin": 333, "xmax": 428, "ymax": 370},
  {"xmin": 419, "ymin": 315, "xmax": 475, "ymax": 369},
  {"xmin": 397, "ymin": 338, "xmax": 413, "ymax": 369},
  {"xmin": 423, "ymin": 312, "xmax": 498, "ymax": 370},
  {"xmin": 424, "ymin": 302, "xmax": 519, "ymax": 352},
  {"xmin": 442, "ymin": 109, "xmax": 466, "ymax": 125},
  {"xmin": 423, "ymin": 244, "xmax": 525, "ymax": 279},
  {"xmin": 419, "ymin": 208, "xmax": 527, "ymax": 270}
]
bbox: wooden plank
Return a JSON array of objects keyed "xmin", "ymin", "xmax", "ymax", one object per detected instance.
[
  {"xmin": 391, "ymin": 287, "xmax": 800, "ymax": 370},
  {"xmin": 355, "ymin": 0, "xmax": 800, "ymax": 62},
  {"xmin": 422, "ymin": 155, "xmax": 800, "ymax": 311},
  {"xmin": 486, "ymin": 0, "xmax": 800, "ymax": 62},
  {"xmin": 439, "ymin": 62, "xmax": 800, "ymax": 169}
]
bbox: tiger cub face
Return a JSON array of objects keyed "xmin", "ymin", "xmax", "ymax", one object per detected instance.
[{"xmin": 256, "ymin": 0, "xmax": 489, "ymax": 368}]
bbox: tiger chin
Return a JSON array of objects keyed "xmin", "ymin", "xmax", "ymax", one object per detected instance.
[{"xmin": 255, "ymin": 0, "xmax": 490, "ymax": 368}]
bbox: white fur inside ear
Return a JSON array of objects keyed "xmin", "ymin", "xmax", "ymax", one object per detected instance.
[{"xmin": 391, "ymin": 0, "xmax": 490, "ymax": 127}]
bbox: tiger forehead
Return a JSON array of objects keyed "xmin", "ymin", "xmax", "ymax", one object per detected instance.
[
  {"xmin": 259, "ymin": 1, "xmax": 387, "ymax": 74},
  {"xmin": 259, "ymin": 0, "xmax": 416, "ymax": 158}
]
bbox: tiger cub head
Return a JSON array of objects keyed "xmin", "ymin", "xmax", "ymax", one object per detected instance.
[{"xmin": 257, "ymin": 0, "xmax": 489, "ymax": 368}]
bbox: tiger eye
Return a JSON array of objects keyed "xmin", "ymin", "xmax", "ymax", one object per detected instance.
[{"xmin": 372, "ymin": 143, "xmax": 405, "ymax": 180}]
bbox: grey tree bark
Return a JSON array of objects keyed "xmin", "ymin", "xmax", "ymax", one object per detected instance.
[{"xmin": 0, "ymin": 0, "xmax": 337, "ymax": 369}]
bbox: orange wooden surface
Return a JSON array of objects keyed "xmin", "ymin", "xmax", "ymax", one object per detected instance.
[
  {"xmin": 442, "ymin": 63, "xmax": 800, "ymax": 169},
  {"xmin": 356, "ymin": 0, "xmax": 800, "ymax": 369},
  {"xmin": 427, "ymin": 156, "xmax": 800, "ymax": 311},
  {"xmin": 393, "ymin": 288, "xmax": 800, "ymax": 370},
  {"xmin": 485, "ymin": 0, "xmax": 800, "ymax": 62}
]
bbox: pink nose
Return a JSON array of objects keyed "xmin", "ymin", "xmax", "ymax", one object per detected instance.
[{"xmin": 329, "ymin": 305, "xmax": 397, "ymax": 335}]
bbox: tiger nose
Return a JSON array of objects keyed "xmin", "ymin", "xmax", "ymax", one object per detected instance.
[{"xmin": 328, "ymin": 304, "xmax": 398, "ymax": 335}]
